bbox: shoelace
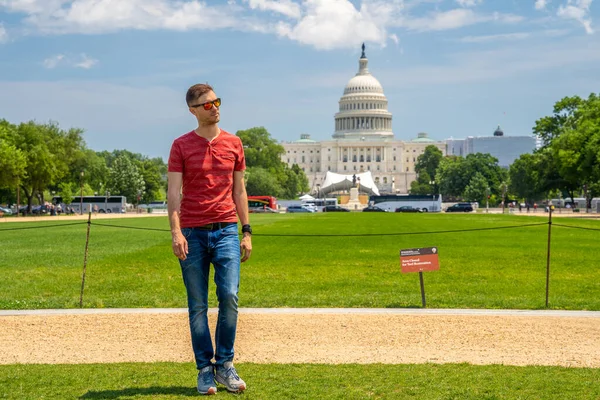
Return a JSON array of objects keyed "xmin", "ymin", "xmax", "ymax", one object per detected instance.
[
  {"xmin": 222, "ymin": 367, "xmax": 240, "ymax": 380},
  {"xmin": 201, "ymin": 370, "xmax": 215, "ymax": 385}
]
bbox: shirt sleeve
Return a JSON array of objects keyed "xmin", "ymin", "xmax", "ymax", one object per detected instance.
[
  {"xmin": 234, "ymin": 137, "xmax": 246, "ymax": 171},
  {"xmin": 168, "ymin": 141, "xmax": 184, "ymax": 173}
]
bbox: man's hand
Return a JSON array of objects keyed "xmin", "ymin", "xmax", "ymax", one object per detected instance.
[
  {"xmin": 172, "ymin": 231, "xmax": 188, "ymax": 261},
  {"xmin": 240, "ymin": 234, "xmax": 252, "ymax": 262}
]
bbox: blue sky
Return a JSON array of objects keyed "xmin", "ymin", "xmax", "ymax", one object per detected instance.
[{"xmin": 0, "ymin": 0, "xmax": 598, "ymax": 161}]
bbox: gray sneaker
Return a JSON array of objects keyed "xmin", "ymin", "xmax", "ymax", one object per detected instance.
[
  {"xmin": 215, "ymin": 361, "xmax": 246, "ymax": 393},
  {"xmin": 197, "ymin": 365, "xmax": 217, "ymax": 395}
]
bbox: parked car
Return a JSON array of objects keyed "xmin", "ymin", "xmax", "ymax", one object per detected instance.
[
  {"xmin": 0, "ymin": 206, "xmax": 13, "ymax": 216},
  {"xmin": 323, "ymin": 205, "xmax": 350, "ymax": 212},
  {"xmin": 395, "ymin": 206, "xmax": 423, "ymax": 213},
  {"xmin": 362, "ymin": 205, "xmax": 386, "ymax": 212},
  {"xmin": 286, "ymin": 205, "xmax": 315, "ymax": 213},
  {"xmin": 249, "ymin": 206, "xmax": 278, "ymax": 213},
  {"xmin": 445, "ymin": 203, "xmax": 474, "ymax": 212}
]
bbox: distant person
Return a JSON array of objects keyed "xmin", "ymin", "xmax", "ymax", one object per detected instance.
[{"xmin": 168, "ymin": 83, "xmax": 251, "ymax": 396}]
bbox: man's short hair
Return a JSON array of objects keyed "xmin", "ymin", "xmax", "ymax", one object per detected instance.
[{"xmin": 186, "ymin": 83, "xmax": 214, "ymax": 106}]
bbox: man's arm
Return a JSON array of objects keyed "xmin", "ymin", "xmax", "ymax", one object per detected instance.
[
  {"xmin": 232, "ymin": 170, "xmax": 252, "ymax": 262},
  {"xmin": 168, "ymin": 171, "xmax": 188, "ymax": 260}
]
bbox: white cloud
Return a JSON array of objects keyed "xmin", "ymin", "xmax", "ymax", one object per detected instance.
[
  {"xmin": 75, "ymin": 53, "xmax": 98, "ymax": 69},
  {"xmin": 1, "ymin": 0, "xmax": 243, "ymax": 34},
  {"xmin": 455, "ymin": 0, "xmax": 482, "ymax": 7},
  {"xmin": 0, "ymin": 0, "xmax": 537, "ymax": 51},
  {"xmin": 0, "ymin": 23, "xmax": 7, "ymax": 43},
  {"xmin": 42, "ymin": 53, "xmax": 98, "ymax": 69},
  {"xmin": 276, "ymin": 0, "xmax": 404, "ymax": 50},
  {"xmin": 535, "ymin": 0, "xmax": 549, "ymax": 10},
  {"xmin": 43, "ymin": 54, "xmax": 65, "ymax": 68},
  {"xmin": 557, "ymin": 0, "xmax": 594, "ymax": 34},
  {"xmin": 376, "ymin": 35, "xmax": 600, "ymax": 87},
  {"xmin": 459, "ymin": 32, "xmax": 531, "ymax": 43},
  {"xmin": 400, "ymin": 8, "xmax": 523, "ymax": 31},
  {"xmin": 244, "ymin": 0, "xmax": 302, "ymax": 19},
  {"xmin": 459, "ymin": 29, "xmax": 570, "ymax": 43}
]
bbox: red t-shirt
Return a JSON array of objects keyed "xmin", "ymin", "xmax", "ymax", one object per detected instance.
[{"xmin": 168, "ymin": 129, "xmax": 246, "ymax": 228}]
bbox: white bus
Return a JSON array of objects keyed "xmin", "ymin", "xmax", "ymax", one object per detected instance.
[
  {"xmin": 53, "ymin": 195, "xmax": 127, "ymax": 214},
  {"xmin": 548, "ymin": 197, "xmax": 600, "ymax": 211},
  {"xmin": 303, "ymin": 197, "xmax": 338, "ymax": 212},
  {"xmin": 369, "ymin": 194, "xmax": 443, "ymax": 212}
]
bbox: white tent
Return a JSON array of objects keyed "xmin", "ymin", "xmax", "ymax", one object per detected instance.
[
  {"xmin": 299, "ymin": 194, "xmax": 315, "ymax": 201},
  {"xmin": 320, "ymin": 171, "xmax": 380, "ymax": 196}
]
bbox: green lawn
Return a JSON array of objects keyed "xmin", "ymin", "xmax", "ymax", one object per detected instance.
[
  {"xmin": 0, "ymin": 213, "xmax": 598, "ymax": 310},
  {"xmin": 1, "ymin": 362, "xmax": 599, "ymax": 399}
]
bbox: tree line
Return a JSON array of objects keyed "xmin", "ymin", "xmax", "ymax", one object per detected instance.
[
  {"xmin": 0, "ymin": 121, "xmax": 309, "ymax": 210},
  {"xmin": 0, "ymin": 119, "xmax": 167, "ymax": 211},
  {"xmin": 411, "ymin": 93, "xmax": 600, "ymax": 209}
]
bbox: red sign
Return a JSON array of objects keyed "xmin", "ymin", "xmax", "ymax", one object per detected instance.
[{"xmin": 400, "ymin": 247, "xmax": 440, "ymax": 273}]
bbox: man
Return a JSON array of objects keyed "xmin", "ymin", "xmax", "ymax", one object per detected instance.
[{"xmin": 167, "ymin": 83, "xmax": 252, "ymax": 395}]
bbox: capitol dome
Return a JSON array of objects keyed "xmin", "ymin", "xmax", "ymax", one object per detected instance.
[
  {"xmin": 333, "ymin": 43, "xmax": 393, "ymax": 140},
  {"xmin": 343, "ymin": 74, "xmax": 384, "ymax": 95}
]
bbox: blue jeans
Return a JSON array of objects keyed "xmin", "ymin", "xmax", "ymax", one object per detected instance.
[{"xmin": 179, "ymin": 223, "xmax": 240, "ymax": 370}]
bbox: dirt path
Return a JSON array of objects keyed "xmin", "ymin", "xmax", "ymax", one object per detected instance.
[{"xmin": 1, "ymin": 309, "xmax": 599, "ymax": 368}]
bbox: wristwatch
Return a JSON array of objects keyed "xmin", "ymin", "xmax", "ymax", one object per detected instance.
[{"xmin": 241, "ymin": 224, "xmax": 252, "ymax": 235}]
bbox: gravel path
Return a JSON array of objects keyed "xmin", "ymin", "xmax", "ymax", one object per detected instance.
[{"xmin": 1, "ymin": 308, "xmax": 599, "ymax": 368}]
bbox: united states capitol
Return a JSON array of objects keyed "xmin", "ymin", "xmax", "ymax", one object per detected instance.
[{"xmin": 280, "ymin": 44, "xmax": 536, "ymax": 196}]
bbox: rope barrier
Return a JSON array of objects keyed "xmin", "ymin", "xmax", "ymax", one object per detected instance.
[
  {"xmin": 3, "ymin": 220, "xmax": 598, "ymax": 236},
  {"xmin": 0, "ymin": 221, "xmax": 87, "ymax": 231},
  {"xmin": 89, "ymin": 221, "xmax": 549, "ymax": 237},
  {"xmin": 90, "ymin": 222, "xmax": 171, "ymax": 232},
  {"xmin": 553, "ymin": 223, "xmax": 600, "ymax": 232}
]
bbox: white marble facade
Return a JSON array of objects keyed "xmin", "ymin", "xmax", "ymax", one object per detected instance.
[{"xmin": 281, "ymin": 44, "xmax": 446, "ymax": 194}]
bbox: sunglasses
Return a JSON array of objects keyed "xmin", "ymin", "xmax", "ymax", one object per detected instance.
[{"xmin": 190, "ymin": 98, "xmax": 221, "ymax": 110}]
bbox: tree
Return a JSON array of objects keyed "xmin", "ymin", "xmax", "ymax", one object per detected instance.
[
  {"xmin": 410, "ymin": 171, "xmax": 433, "ymax": 195},
  {"xmin": 533, "ymin": 95, "xmax": 583, "ymax": 147},
  {"xmin": 463, "ymin": 153, "xmax": 507, "ymax": 196},
  {"xmin": 139, "ymin": 159, "xmax": 166, "ymax": 204},
  {"xmin": 436, "ymin": 153, "xmax": 506, "ymax": 200},
  {"xmin": 509, "ymin": 154, "xmax": 543, "ymax": 204},
  {"xmin": 436, "ymin": 156, "xmax": 469, "ymax": 198},
  {"xmin": 236, "ymin": 127, "xmax": 285, "ymax": 170},
  {"xmin": 534, "ymin": 93, "xmax": 600, "ymax": 207},
  {"xmin": 0, "ymin": 122, "xmax": 27, "ymax": 190},
  {"xmin": 463, "ymin": 172, "xmax": 490, "ymax": 205},
  {"xmin": 58, "ymin": 182, "xmax": 74, "ymax": 206},
  {"xmin": 235, "ymin": 127, "xmax": 308, "ymax": 199},
  {"xmin": 415, "ymin": 145, "xmax": 443, "ymax": 192},
  {"xmin": 245, "ymin": 167, "xmax": 283, "ymax": 197},
  {"xmin": 2, "ymin": 120, "xmax": 85, "ymax": 211},
  {"xmin": 107, "ymin": 155, "xmax": 145, "ymax": 204},
  {"xmin": 278, "ymin": 164, "xmax": 309, "ymax": 199}
]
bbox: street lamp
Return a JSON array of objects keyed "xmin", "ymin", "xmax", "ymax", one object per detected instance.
[
  {"xmin": 105, "ymin": 190, "xmax": 110, "ymax": 213},
  {"xmin": 80, "ymin": 170, "xmax": 84, "ymax": 214},
  {"xmin": 486, "ymin": 187, "xmax": 490, "ymax": 213}
]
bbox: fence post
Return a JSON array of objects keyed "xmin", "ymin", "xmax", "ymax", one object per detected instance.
[
  {"xmin": 79, "ymin": 211, "xmax": 92, "ymax": 308},
  {"xmin": 545, "ymin": 207, "xmax": 553, "ymax": 308}
]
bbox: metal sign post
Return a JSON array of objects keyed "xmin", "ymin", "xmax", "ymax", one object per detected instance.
[{"xmin": 400, "ymin": 247, "xmax": 440, "ymax": 308}]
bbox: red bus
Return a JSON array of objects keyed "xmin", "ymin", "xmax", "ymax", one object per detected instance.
[{"xmin": 248, "ymin": 196, "xmax": 278, "ymax": 212}]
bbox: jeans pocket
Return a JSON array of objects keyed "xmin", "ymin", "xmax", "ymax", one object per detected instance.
[
  {"xmin": 221, "ymin": 224, "xmax": 238, "ymax": 236},
  {"xmin": 181, "ymin": 227, "xmax": 193, "ymax": 239}
]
